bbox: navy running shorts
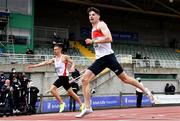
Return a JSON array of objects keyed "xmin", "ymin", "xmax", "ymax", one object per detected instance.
[
  {"xmin": 53, "ymin": 76, "xmax": 71, "ymax": 91},
  {"xmin": 88, "ymin": 53, "xmax": 123, "ymax": 76}
]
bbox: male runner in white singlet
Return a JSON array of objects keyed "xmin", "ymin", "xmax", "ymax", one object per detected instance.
[
  {"xmin": 27, "ymin": 44, "xmax": 84, "ymax": 113},
  {"xmin": 76, "ymin": 7, "xmax": 157, "ymax": 118}
]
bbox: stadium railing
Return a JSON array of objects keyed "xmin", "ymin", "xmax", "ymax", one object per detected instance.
[
  {"xmin": 0, "ymin": 53, "xmax": 179, "ymax": 68},
  {"xmin": 133, "ymin": 59, "xmax": 180, "ymax": 68},
  {"xmin": 0, "ymin": 53, "xmax": 94, "ymax": 66}
]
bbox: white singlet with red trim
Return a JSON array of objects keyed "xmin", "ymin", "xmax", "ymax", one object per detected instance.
[
  {"xmin": 54, "ymin": 55, "xmax": 69, "ymax": 76},
  {"xmin": 92, "ymin": 22, "xmax": 114, "ymax": 59}
]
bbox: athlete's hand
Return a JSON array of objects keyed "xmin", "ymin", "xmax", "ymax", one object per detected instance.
[{"xmin": 85, "ymin": 38, "xmax": 93, "ymax": 45}]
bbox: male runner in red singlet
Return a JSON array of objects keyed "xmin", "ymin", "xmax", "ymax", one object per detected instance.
[
  {"xmin": 76, "ymin": 7, "xmax": 157, "ymax": 118},
  {"xmin": 27, "ymin": 44, "xmax": 84, "ymax": 113}
]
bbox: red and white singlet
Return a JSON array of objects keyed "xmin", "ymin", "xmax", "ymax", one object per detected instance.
[
  {"xmin": 54, "ymin": 55, "xmax": 69, "ymax": 76},
  {"xmin": 92, "ymin": 21, "xmax": 114, "ymax": 59}
]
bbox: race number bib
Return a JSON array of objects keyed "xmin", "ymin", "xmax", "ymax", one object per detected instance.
[{"xmin": 55, "ymin": 67, "xmax": 63, "ymax": 74}]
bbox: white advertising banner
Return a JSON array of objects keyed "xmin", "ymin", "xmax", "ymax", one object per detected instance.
[{"xmin": 154, "ymin": 94, "xmax": 180, "ymax": 104}]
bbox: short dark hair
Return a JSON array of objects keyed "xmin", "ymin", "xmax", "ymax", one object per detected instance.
[
  {"xmin": 54, "ymin": 43, "xmax": 63, "ymax": 49},
  {"xmin": 87, "ymin": 7, "xmax": 100, "ymax": 15}
]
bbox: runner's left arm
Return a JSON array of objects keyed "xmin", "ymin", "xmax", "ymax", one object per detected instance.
[{"xmin": 64, "ymin": 55, "xmax": 75, "ymax": 72}]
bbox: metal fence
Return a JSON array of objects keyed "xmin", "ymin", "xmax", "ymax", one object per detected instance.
[
  {"xmin": 0, "ymin": 53, "xmax": 94, "ymax": 66},
  {"xmin": 133, "ymin": 59, "xmax": 180, "ymax": 68},
  {"xmin": 0, "ymin": 53, "xmax": 179, "ymax": 68}
]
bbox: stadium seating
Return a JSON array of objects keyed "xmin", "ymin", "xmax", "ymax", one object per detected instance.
[
  {"xmin": 34, "ymin": 47, "xmax": 82, "ymax": 56},
  {"xmin": 34, "ymin": 42, "xmax": 179, "ymax": 61},
  {"xmin": 111, "ymin": 43, "xmax": 179, "ymax": 60}
]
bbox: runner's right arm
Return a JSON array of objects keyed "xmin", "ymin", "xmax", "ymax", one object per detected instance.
[{"xmin": 27, "ymin": 58, "xmax": 54, "ymax": 69}]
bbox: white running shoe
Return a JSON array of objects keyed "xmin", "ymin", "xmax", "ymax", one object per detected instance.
[
  {"xmin": 75, "ymin": 107, "xmax": 93, "ymax": 118},
  {"xmin": 16, "ymin": 109, "xmax": 20, "ymax": 113},
  {"xmin": 13, "ymin": 109, "xmax": 16, "ymax": 114},
  {"xmin": 145, "ymin": 88, "xmax": 157, "ymax": 104}
]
